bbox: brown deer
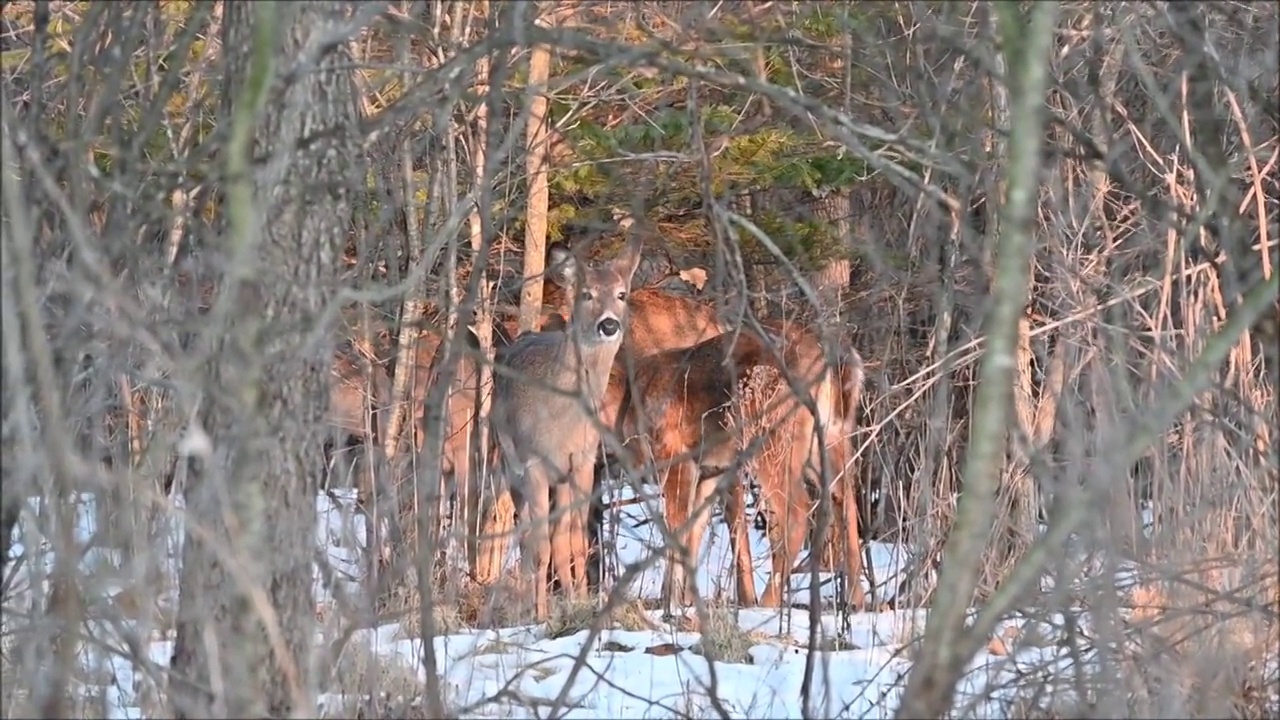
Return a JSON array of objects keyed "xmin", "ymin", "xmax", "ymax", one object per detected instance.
[
  {"xmin": 171, "ymin": 267, "xmax": 486, "ymax": 503},
  {"xmin": 328, "ymin": 345, "xmax": 390, "ymax": 452},
  {"xmin": 542, "ymin": 277, "xmax": 864, "ymax": 612},
  {"xmin": 722, "ymin": 337, "xmax": 865, "ymax": 609},
  {"xmin": 489, "ymin": 237, "xmax": 643, "ymax": 618},
  {"xmin": 572, "ymin": 286, "xmax": 728, "ymax": 591},
  {"xmin": 330, "ymin": 311, "xmax": 550, "ymax": 573},
  {"xmin": 325, "ymin": 324, "xmax": 492, "ymax": 484},
  {"xmin": 609, "ymin": 319, "xmax": 865, "ymax": 614}
]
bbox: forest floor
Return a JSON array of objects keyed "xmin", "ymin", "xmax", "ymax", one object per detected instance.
[{"xmin": 1, "ymin": 488, "xmax": 1215, "ymax": 719}]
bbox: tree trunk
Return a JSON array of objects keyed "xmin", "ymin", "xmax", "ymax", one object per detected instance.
[
  {"xmin": 381, "ymin": 1, "xmax": 435, "ymax": 465},
  {"xmin": 465, "ymin": 0, "xmax": 515, "ymax": 589},
  {"xmin": 983, "ymin": 3, "xmax": 1041, "ymax": 590},
  {"xmin": 520, "ymin": 8, "xmax": 552, "ymax": 334},
  {"xmin": 373, "ymin": 0, "xmax": 432, "ymax": 609},
  {"xmin": 807, "ymin": 188, "xmax": 852, "ymax": 576},
  {"xmin": 808, "ymin": 189, "xmax": 853, "ymax": 320},
  {"xmin": 804, "ymin": 11, "xmax": 856, "ymax": 579},
  {"xmin": 0, "ymin": 276, "xmax": 30, "ymax": 573},
  {"xmin": 168, "ymin": 3, "xmax": 360, "ymax": 717}
]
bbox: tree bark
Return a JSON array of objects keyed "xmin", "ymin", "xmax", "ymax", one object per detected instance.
[
  {"xmin": 803, "ymin": 8, "xmax": 856, "ymax": 579},
  {"xmin": 983, "ymin": 6, "xmax": 1042, "ymax": 588},
  {"xmin": 806, "ymin": 188, "xmax": 852, "ymax": 576},
  {"xmin": 520, "ymin": 7, "xmax": 552, "ymax": 334},
  {"xmin": 374, "ymin": 0, "xmax": 431, "ymax": 608},
  {"xmin": 464, "ymin": 0, "xmax": 514, "ymax": 589},
  {"xmin": 168, "ymin": 3, "xmax": 360, "ymax": 717},
  {"xmin": 807, "ymin": 187, "xmax": 853, "ymax": 324},
  {"xmin": 895, "ymin": 3, "xmax": 1060, "ymax": 716}
]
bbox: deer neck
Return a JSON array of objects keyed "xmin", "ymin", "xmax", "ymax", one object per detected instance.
[{"xmin": 557, "ymin": 337, "xmax": 619, "ymax": 403}]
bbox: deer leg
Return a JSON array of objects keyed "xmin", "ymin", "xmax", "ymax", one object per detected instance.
[
  {"xmin": 566, "ymin": 452, "xmax": 595, "ymax": 596},
  {"xmin": 550, "ymin": 478, "xmax": 581, "ymax": 602},
  {"xmin": 768, "ymin": 475, "xmax": 809, "ymax": 609},
  {"xmin": 677, "ymin": 475, "xmax": 721, "ymax": 607},
  {"xmin": 836, "ymin": 487, "xmax": 866, "ymax": 611},
  {"xmin": 758, "ymin": 494, "xmax": 785, "ymax": 607},
  {"xmin": 724, "ymin": 470, "xmax": 758, "ymax": 606},
  {"xmin": 757, "ymin": 460, "xmax": 790, "ymax": 608},
  {"xmin": 471, "ymin": 459, "xmax": 515, "ymax": 587},
  {"xmin": 519, "ymin": 465, "xmax": 554, "ymax": 620},
  {"xmin": 585, "ymin": 460, "xmax": 607, "ymax": 594},
  {"xmin": 450, "ymin": 436, "xmax": 479, "ymax": 581},
  {"xmin": 659, "ymin": 460, "xmax": 696, "ymax": 615}
]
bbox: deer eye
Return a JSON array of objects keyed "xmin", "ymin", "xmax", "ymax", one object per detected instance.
[
  {"xmin": 616, "ymin": 291, "xmax": 628, "ymax": 302},
  {"xmin": 578, "ymin": 290, "xmax": 593, "ymax": 302}
]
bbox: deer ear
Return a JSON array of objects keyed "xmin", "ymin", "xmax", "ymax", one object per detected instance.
[
  {"xmin": 614, "ymin": 234, "xmax": 643, "ymax": 284},
  {"xmin": 546, "ymin": 242, "xmax": 577, "ymax": 288}
]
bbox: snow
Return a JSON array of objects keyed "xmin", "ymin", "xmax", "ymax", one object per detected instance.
[{"xmin": 1, "ymin": 489, "xmax": 1270, "ymax": 719}]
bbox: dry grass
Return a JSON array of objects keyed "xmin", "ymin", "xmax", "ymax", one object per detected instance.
[
  {"xmin": 321, "ymin": 639, "xmax": 444, "ymax": 719},
  {"xmin": 998, "ymin": 622, "xmax": 1279, "ymax": 720},
  {"xmin": 1116, "ymin": 566, "xmax": 1280, "ymax": 718},
  {"xmin": 388, "ymin": 567, "xmax": 543, "ymax": 636},
  {"xmin": 391, "ymin": 590, "xmax": 465, "ymax": 639},
  {"xmin": 691, "ymin": 603, "xmax": 760, "ymax": 663},
  {"xmin": 454, "ymin": 571, "xmax": 546, "ymax": 629},
  {"xmin": 609, "ymin": 596, "xmax": 660, "ymax": 632},
  {"xmin": 545, "ymin": 595, "xmax": 601, "ymax": 639},
  {"xmin": 968, "ymin": 543, "xmax": 1279, "ymax": 718},
  {"xmin": 327, "ymin": 642, "xmax": 422, "ymax": 693},
  {"xmin": 0, "ymin": 636, "xmax": 111, "ymax": 719}
]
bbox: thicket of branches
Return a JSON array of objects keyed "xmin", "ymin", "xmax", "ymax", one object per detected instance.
[{"xmin": 1, "ymin": 1, "xmax": 1276, "ymax": 718}]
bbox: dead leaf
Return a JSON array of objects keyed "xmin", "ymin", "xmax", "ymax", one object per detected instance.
[
  {"xmin": 986, "ymin": 635, "xmax": 1009, "ymax": 656},
  {"xmin": 678, "ymin": 267, "xmax": 708, "ymax": 291},
  {"xmin": 987, "ymin": 625, "xmax": 1020, "ymax": 657},
  {"xmin": 644, "ymin": 643, "xmax": 685, "ymax": 656}
]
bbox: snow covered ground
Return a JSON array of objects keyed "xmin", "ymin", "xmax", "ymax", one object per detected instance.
[{"xmin": 3, "ymin": 489, "xmax": 1271, "ymax": 719}]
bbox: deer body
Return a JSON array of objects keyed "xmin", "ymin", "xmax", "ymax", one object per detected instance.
[
  {"xmin": 327, "ymin": 257, "xmax": 867, "ymax": 615},
  {"xmin": 490, "ymin": 238, "xmax": 641, "ymax": 619},
  {"xmin": 615, "ymin": 319, "xmax": 865, "ymax": 614},
  {"xmin": 326, "ymin": 329, "xmax": 486, "ymax": 486},
  {"xmin": 328, "ymin": 346, "xmax": 391, "ymax": 448},
  {"xmin": 723, "ymin": 340, "xmax": 864, "ymax": 609}
]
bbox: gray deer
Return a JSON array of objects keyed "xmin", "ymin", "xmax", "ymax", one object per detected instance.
[{"xmin": 490, "ymin": 236, "xmax": 642, "ymax": 619}]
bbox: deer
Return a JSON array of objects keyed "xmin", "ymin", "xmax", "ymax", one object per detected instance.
[
  {"xmin": 167, "ymin": 267, "xmax": 490, "ymax": 515},
  {"xmin": 605, "ymin": 316, "xmax": 865, "ymax": 616},
  {"xmin": 408, "ymin": 307, "xmax": 595, "ymax": 582},
  {"xmin": 541, "ymin": 285, "xmax": 729, "ymax": 590},
  {"xmin": 325, "ymin": 314, "xmax": 532, "ymax": 576},
  {"xmin": 330, "ymin": 263, "xmax": 865, "ymax": 614},
  {"xmin": 538, "ymin": 273, "xmax": 865, "ymax": 613},
  {"xmin": 721, "ymin": 336, "xmax": 865, "ymax": 609},
  {"xmin": 488, "ymin": 236, "xmax": 643, "ymax": 619},
  {"xmin": 454, "ymin": 257, "xmax": 720, "ymax": 584},
  {"xmin": 328, "ymin": 345, "xmax": 389, "ymax": 452},
  {"xmin": 324, "ymin": 324, "xmax": 489, "ymax": 484}
]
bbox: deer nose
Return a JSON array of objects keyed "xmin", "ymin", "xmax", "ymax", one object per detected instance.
[{"xmin": 597, "ymin": 317, "xmax": 621, "ymax": 339}]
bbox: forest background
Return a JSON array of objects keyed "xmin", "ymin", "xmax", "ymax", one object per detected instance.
[{"xmin": 0, "ymin": 1, "xmax": 1276, "ymax": 718}]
